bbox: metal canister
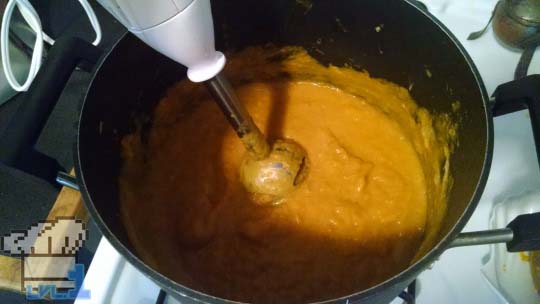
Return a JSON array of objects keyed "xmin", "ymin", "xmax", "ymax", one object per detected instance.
[{"xmin": 493, "ymin": 0, "xmax": 540, "ymax": 49}]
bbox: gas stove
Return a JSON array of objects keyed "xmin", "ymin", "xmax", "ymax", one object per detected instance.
[{"xmin": 74, "ymin": 1, "xmax": 540, "ymax": 303}]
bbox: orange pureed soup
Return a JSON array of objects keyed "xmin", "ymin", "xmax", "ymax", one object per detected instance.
[{"xmin": 119, "ymin": 47, "xmax": 456, "ymax": 303}]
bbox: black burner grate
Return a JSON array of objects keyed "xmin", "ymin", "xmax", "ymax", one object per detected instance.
[{"xmin": 155, "ymin": 280, "xmax": 418, "ymax": 304}]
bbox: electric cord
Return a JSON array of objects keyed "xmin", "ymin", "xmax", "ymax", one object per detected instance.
[{"xmin": 1, "ymin": 0, "xmax": 102, "ymax": 92}]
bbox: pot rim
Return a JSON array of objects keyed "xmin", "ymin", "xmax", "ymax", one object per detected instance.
[{"xmin": 75, "ymin": 0, "xmax": 494, "ymax": 302}]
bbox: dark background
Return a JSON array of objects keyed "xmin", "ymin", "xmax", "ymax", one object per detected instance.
[{"xmin": 0, "ymin": 1, "xmax": 125, "ymax": 302}]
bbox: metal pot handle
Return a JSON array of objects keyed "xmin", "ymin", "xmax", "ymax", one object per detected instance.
[
  {"xmin": 56, "ymin": 171, "xmax": 80, "ymax": 191},
  {"xmin": 450, "ymin": 212, "xmax": 540, "ymax": 252}
]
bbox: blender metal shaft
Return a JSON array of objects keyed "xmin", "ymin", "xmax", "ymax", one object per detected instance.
[{"xmin": 205, "ymin": 73, "xmax": 270, "ymax": 159}]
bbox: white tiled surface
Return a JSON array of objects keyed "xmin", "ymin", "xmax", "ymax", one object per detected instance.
[{"xmin": 77, "ymin": 1, "xmax": 540, "ymax": 303}]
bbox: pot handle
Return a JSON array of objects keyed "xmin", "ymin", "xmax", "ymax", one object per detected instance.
[
  {"xmin": 450, "ymin": 212, "xmax": 540, "ymax": 252},
  {"xmin": 56, "ymin": 171, "xmax": 80, "ymax": 191},
  {"xmin": 0, "ymin": 37, "xmax": 102, "ymax": 183}
]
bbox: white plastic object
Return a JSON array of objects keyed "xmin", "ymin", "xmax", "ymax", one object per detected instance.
[
  {"xmin": 96, "ymin": 0, "xmax": 194, "ymax": 31},
  {"xmin": 1, "ymin": 0, "xmax": 44, "ymax": 92},
  {"xmin": 77, "ymin": 0, "xmax": 103, "ymax": 46},
  {"xmin": 0, "ymin": 0, "xmax": 102, "ymax": 92},
  {"xmin": 97, "ymin": 0, "xmax": 225, "ymax": 82}
]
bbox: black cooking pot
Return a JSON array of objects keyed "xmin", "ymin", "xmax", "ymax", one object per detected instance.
[{"xmin": 2, "ymin": 0, "xmax": 540, "ymax": 303}]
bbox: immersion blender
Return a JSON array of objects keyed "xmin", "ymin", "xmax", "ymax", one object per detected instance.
[{"xmin": 96, "ymin": 0, "xmax": 308, "ymax": 202}]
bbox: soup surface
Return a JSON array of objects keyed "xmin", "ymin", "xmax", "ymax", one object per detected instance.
[{"xmin": 119, "ymin": 47, "xmax": 455, "ymax": 303}]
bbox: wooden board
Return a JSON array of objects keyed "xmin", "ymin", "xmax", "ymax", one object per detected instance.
[
  {"xmin": 46, "ymin": 182, "xmax": 88, "ymax": 222},
  {"xmin": 0, "ymin": 172, "xmax": 87, "ymax": 293}
]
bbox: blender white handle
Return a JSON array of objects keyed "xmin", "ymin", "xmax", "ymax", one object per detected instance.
[
  {"xmin": 97, "ymin": 0, "xmax": 225, "ymax": 82},
  {"xmin": 134, "ymin": 0, "xmax": 225, "ymax": 82}
]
